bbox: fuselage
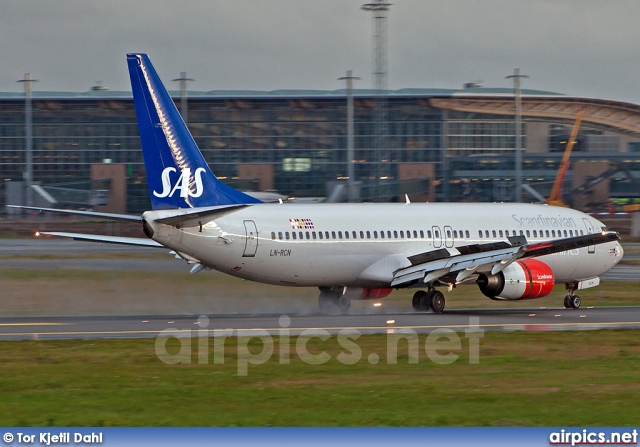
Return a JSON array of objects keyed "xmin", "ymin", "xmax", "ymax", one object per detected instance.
[{"xmin": 144, "ymin": 202, "xmax": 623, "ymax": 288}]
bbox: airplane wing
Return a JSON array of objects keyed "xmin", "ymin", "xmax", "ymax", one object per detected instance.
[
  {"xmin": 38, "ymin": 232, "xmax": 162, "ymax": 247},
  {"xmin": 391, "ymin": 231, "xmax": 620, "ymax": 287}
]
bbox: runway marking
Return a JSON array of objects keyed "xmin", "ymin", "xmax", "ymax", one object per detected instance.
[{"xmin": 2, "ymin": 320, "xmax": 640, "ymax": 338}]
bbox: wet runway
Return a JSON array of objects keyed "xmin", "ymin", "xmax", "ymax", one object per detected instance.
[
  {"xmin": 1, "ymin": 306, "xmax": 640, "ymax": 340},
  {"xmin": 1, "ymin": 239, "xmax": 639, "ymax": 340}
]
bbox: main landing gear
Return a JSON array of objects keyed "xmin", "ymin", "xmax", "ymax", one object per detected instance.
[
  {"xmin": 412, "ymin": 289, "xmax": 445, "ymax": 313},
  {"xmin": 563, "ymin": 283, "xmax": 581, "ymax": 309},
  {"xmin": 318, "ymin": 287, "xmax": 351, "ymax": 314}
]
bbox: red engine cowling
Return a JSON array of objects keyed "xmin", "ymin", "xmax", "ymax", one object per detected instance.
[{"xmin": 477, "ymin": 259, "xmax": 555, "ymax": 300}]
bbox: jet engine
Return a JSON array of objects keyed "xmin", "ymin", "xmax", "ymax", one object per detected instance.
[{"xmin": 477, "ymin": 259, "xmax": 555, "ymax": 300}]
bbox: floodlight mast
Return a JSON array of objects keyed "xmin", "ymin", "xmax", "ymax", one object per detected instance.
[
  {"xmin": 362, "ymin": 1, "xmax": 392, "ymax": 201},
  {"xmin": 172, "ymin": 72, "xmax": 195, "ymax": 126},
  {"xmin": 17, "ymin": 73, "xmax": 38, "ymax": 208},
  {"xmin": 506, "ymin": 68, "xmax": 529, "ymax": 203},
  {"xmin": 339, "ymin": 70, "xmax": 361, "ymax": 202}
]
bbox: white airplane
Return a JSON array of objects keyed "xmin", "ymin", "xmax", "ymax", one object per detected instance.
[{"xmin": 10, "ymin": 53, "xmax": 624, "ymax": 314}]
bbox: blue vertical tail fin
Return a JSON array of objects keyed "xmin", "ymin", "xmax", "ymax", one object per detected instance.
[{"xmin": 127, "ymin": 53, "xmax": 262, "ymax": 209}]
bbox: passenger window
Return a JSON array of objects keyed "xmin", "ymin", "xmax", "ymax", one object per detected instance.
[
  {"xmin": 564, "ymin": 230, "xmax": 568, "ymax": 237},
  {"xmin": 319, "ymin": 232, "xmax": 323, "ymax": 240},
  {"xmin": 533, "ymin": 230, "xmax": 537, "ymax": 237},
  {"xmin": 419, "ymin": 230, "xmax": 424, "ymax": 238},
  {"xmin": 299, "ymin": 231, "xmax": 303, "ymax": 239},
  {"xmin": 278, "ymin": 232, "xmax": 283, "ymax": 240},
  {"xmin": 485, "ymin": 230, "xmax": 490, "ymax": 238},
  {"xmin": 466, "ymin": 230, "xmax": 470, "ymax": 238},
  {"xmin": 312, "ymin": 232, "xmax": 317, "ymax": 240},
  {"xmin": 526, "ymin": 230, "xmax": 530, "ymax": 237},
  {"xmin": 366, "ymin": 231, "xmax": 371, "ymax": 238},
  {"xmin": 407, "ymin": 231, "xmax": 411, "ymax": 239},
  {"xmin": 345, "ymin": 232, "xmax": 349, "ymax": 239},
  {"xmin": 325, "ymin": 231, "xmax": 330, "ymax": 239},
  {"xmin": 338, "ymin": 231, "xmax": 342, "ymax": 239},
  {"xmin": 413, "ymin": 230, "xmax": 418, "ymax": 238},
  {"xmin": 492, "ymin": 230, "xmax": 496, "ymax": 238},
  {"xmin": 374, "ymin": 231, "xmax": 378, "ymax": 238},
  {"xmin": 271, "ymin": 232, "xmax": 276, "ymax": 240},
  {"xmin": 400, "ymin": 231, "xmax": 404, "ymax": 238},
  {"xmin": 285, "ymin": 232, "xmax": 290, "ymax": 240},
  {"xmin": 569, "ymin": 230, "xmax": 573, "ymax": 236},
  {"xmin": 478, "ymin": 230, "xmax": 483, "ymax": 238},
  {"xmin": 546, "ymin": 230, "xmax": 550, "ymax": 237},
  {"xmin": 434, "ymin": 230, "xmax": 439, "ymax": 238},
  {"xmin": 427, "ymin": 230, "xmax": 432, "ymax": 238},
  {"xmin": 292, "ymin": 232, "xmax": 297, "ymax": 240},
  {"xmin": 352, "ymin": 231, "xmax": 357, "ymax": 239},
  {"xmin": 380, "ymin": 231, "xmax": 385, "ymax": 239},
  {"xmin": 306, "ymin": 232, "xmax": 311, "ymax": 239},
  {"xmin": 360, "ymin": 231, "xmax": 364, "ymax": 239},
  {"xmin": 387, "ymin": 231, "xmax": 392, "ymax": 238},
  {"xmin": 446, "ymin": 230, "xmax": 451, "ymax": 238},
  {"xmin": 332, "ymin": 231, "xmax": 336, "ymax": 239}
]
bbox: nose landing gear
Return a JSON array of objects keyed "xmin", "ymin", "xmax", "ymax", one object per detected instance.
[{"xmin": 564, "ymin": 283, "xmax": 581, "ymax": 309}]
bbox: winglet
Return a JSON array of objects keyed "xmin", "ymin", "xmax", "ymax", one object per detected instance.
[{"xmin": 127, "ymin": 53, "xmax": 262, "ymax": 209}]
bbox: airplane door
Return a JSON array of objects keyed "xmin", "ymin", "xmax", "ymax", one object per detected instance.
[
  {"xmin": 444, "ymin": 225, "xmax": 454, "ymax": 248},
  {"xmin": 432, "ymin": 226, "xmax": 442, "ymax": 248},
  {"xmin": 243, "ymin": 220, "xmax": 258, "ymax": 257},
  {"xmin": 582, "ymin": 218, "xmax": 596, "ymax": 254}
]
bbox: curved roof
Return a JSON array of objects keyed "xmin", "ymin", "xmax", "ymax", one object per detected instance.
[{"xmin": 429, "ymin": 96, "xmax": 640, "ymax": 136}]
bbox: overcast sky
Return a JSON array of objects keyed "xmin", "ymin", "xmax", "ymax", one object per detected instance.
[{"xmin": 3, "ymin": 1, "xmax": 640, "ymax": 103}]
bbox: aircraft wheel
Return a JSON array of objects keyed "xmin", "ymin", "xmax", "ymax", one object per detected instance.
[
  {"xmin": 430, "ymin": 290, "xmax": 446, "ymax": 313},
  {"xmin": 337, "ymin": 295, "xmax": 351, "ymax": 312},
  {"xmin": 412, "ymin": 291, "xmax": 427, "ymax": 311},
  {"xmin": 318, "ymin": 289, "xmax": 350, "ymax": 315},
  {"xmin": 318, "ymin": 292, "xmax": 333, "ymax": 314},
  {"xmin": 563, "ymin": 295, "xmax": 571, "ymax": 309},
  {"xmin": 419, "ymin": 291, "xmax": 433, "ymax": 311},
  {"xmin": 568, "ymin": 295, "xmax": 581, "ymax": 309}
]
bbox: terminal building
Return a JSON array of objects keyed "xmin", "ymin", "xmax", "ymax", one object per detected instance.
[{"xmin": 1, "ymin": 85, "xmax": 640, "ymax": 214}]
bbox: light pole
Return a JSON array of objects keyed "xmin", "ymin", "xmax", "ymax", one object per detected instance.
[
  {"xmin": 339, "ymin": 70, "xmax": 361, "ymax": 202},
  {"xmin": 172, "ymin": 72, "xmax": 194, "ymax": 126},
  {"xmin": 17, "ymin": 73, "xmax": 38, "ymax": 207},
  {"xmin": 506, "ymin": 68, "xmax": 529, "ymax": 203}
]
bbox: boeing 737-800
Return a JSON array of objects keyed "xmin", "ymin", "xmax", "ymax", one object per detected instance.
[{"xmin": 10, "ymin": 53, "xmax": 624, "ymax": 314}]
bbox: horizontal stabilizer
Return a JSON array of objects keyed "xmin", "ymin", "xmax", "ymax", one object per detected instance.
[
  {"xmin": 38, "ymin": 232, "xmax": 162, "ymax": 248},
  {"xmin": 6, "ymin": 205, "xmax": 142, "ymax": 223}
]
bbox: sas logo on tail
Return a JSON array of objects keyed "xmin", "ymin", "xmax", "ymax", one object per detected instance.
[{"xmin": 154, "ymin": 167, "xmax": 206, "ymax": 198}]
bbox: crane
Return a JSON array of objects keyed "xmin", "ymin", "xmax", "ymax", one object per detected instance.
[{"xmin": 546, "ymin": 109, "xmax": 585, "ymax": 207}]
